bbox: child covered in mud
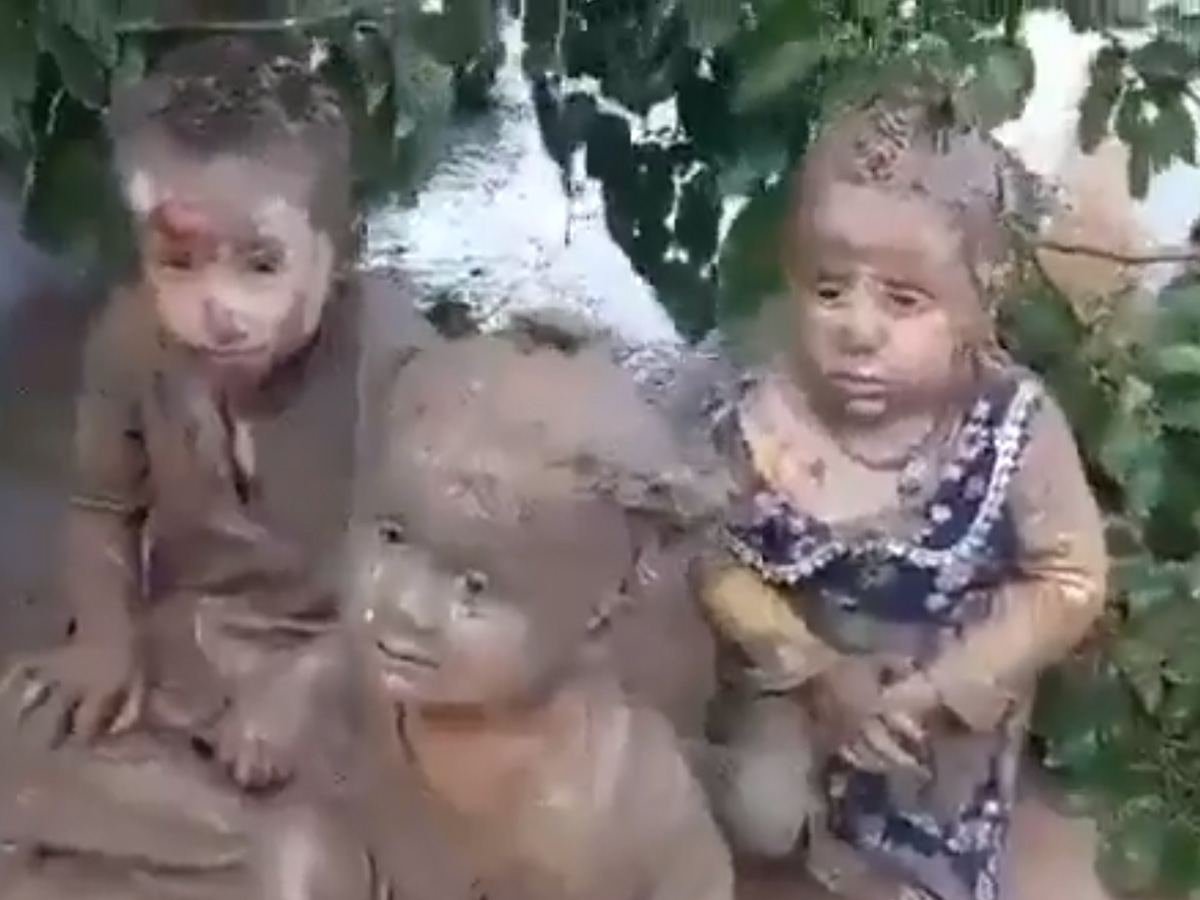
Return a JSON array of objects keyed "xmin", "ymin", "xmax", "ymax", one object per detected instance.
[
  {"xmin": 697, "ymin": 86, "xmax": 1109, "ymax": 900},
  {"xmin": 238, "ymin": 334, "xmax": 736, "ymax": 900},
  {"xmin": 0, "ymin": 33, "xmax": 435, "ymax": 890}
]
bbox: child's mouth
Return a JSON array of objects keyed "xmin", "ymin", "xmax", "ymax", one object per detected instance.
[{"xmin": 374, "ymin": 637, "xmax": 438, "ymax": 670}]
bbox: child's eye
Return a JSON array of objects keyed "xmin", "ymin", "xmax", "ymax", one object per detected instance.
[
  {"xmin": 815, "ymin": 283, "xmax": 843, "ymax": 301},
  {"xmin": 887, "ymin": 291, "xmax": 929, "ymax": 313},
  {"xmin": 377, "ymin": 519, "xmax": 406, "ymax": 545},
  {"xmin": 461, "ymin": 569, "xmax": 489, "ymax": 596},
  {"xmin": 159, "ymin": 252, "xmax": 196, "ymax": 272},
  {"xmin": 245, "ymin": 250, "xmax": 283, "ymax": 275}
]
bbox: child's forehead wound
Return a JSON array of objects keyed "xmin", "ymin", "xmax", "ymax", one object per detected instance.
[{"xmin": 149, "ymin": 198, "xmax": 218, "ymax": 252}]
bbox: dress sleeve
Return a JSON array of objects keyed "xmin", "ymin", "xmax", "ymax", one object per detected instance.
[
  {"xmin": 695, "ymin": 553, "xmax": 841, "ymax": 691},
  {"xmin": 924, "ymin": 393, "xmax": 1109, "ymax": 730},
  {"xmin": 693, "ymin": 398, "xmax": 842, "ymax": 692}
]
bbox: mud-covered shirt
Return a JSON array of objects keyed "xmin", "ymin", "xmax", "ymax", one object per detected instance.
[{"xmin": 68, "ymin": 269, "xmax": 438, "ymax": 726}]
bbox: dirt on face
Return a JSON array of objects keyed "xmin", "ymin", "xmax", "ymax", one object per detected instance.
[{"xmin": 355, "ymin": 334, "xmax": 732, "ymax": 734}]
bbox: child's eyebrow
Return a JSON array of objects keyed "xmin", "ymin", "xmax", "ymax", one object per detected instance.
[
  {"xmin": 880, "ymin": 277, "xmax": 932, "ymax": 295},
  {"xmin": 813, "ymin": 268, "xmax": 850, "ymax": 281}
]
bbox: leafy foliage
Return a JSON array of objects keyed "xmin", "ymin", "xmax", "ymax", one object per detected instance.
[
  {"xmin": 535, "ymin": 0, "xmax": 1200, "ymax": 895},
  {"xmin": 536, "ymin": 0, "xmax": 1200, "ymax": 339},
  {"xmin": 0, "ymin": 0, "xmax": 501, "ymax": 271}
]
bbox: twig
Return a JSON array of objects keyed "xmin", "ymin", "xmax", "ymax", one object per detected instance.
[{"xmin": 1034, "ymin": 238, "xmax": 1200, "ymax": 266}]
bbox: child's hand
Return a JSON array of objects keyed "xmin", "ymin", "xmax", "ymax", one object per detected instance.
[
  {"xmin": 214, "ymin": 664, "xmax": 310, "ymax": 791},
  {"xmin": 0, "ymin": 637, "xmax": 145, "ymax": 744},
  {"xmin": 215, "ymin": 702, "xmax": 297, "ymax": 791},
  {"xmin": 840, "ymin": 712, "xmax": 927, "ymax": 775},
  {"xmin": 839, "ymin": 673, "xmax": 939, "ymax": 775}
]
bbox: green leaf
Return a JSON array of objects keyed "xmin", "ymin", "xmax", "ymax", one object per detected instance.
[
  {"xmin": 1156, "ymin": 819, "xmax": 1200, "ymax": 896},
  {"xmin": 0, "ymin": 5, "xmax": 37, "ymax": 153},
  {"xmin": 1149, "ymin": 343, "xmax": 1200, "ymax": 379},
  {"xmin": 956, "ymin": 40, "xmax": 1034, "ymax": 129},
  {"xmin": 716, "ymin": 179, "xmax": 788, "ymax": 328},
  {"xmin": 1098, "ymin": 376, "xmax": 1165, "ymax": 519},
  {"xmin": 1077, "ymin": 44, "xmax": 1126, "ymax": 153},
  {"xmin": 1115, "ymin": 90, "xmax": 1163, "ymax": 197},
  {"xmin": 681, "ymin": 0, "xmax": 743, "ymax": 50},
  {"xmin": 1097, "ymin": 797, "xmax": 1169, "ymax": 895},
  {"xmin": 51, "ymin": 0, "xmax": 119, "ymax": 69},
  {"xmin": 732, "ymin": 39, "xmax": 827, "ymax": 113},
  {"xmin": 675, "ymin": 167, "xmax": 722, "ymax": 267},
  {"xmin": 111, "ymin": 37, "xmax": 146, "ymax": 87},
  {"xmin": 1113, "ymin": 636, "xmax": 1166, "ymax": 712},
  {"xmin": 37, "ymin": 12, "xmax": 107, "ymax": 109},
  {"xmin": 1114, "ymin": 555, "xmax": 1185, "ymax": 617},
  {"xmin": 1160, "ymin": 397, "xmax": 1200, "ymax": 433},
  {"xmin": 1128, "ymin": 147, "xmax": 1152, "ymax": 198},
  {"xmin": 1130, "ymin": 36, "xmax": 1197, "ymax": 91},
  {"xmin": 21, "ymin": 93, "xmax": 128, "ymax": 268},
  {"xmin": 1149, "ymin": 93, "xmax": 1197, "ymax": 168}
]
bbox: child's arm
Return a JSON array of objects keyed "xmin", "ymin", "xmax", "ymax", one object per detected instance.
[
  {"xmin": 921, "ymin": 395, "xmax": 1108, "ymax": 730},
  {"xmin": 694, "ymin": 552, "xmax": 841, "ymax": 692},
  {"xmin": 63, "ymin": 290, "xmax": 150, "ymax": 646}
]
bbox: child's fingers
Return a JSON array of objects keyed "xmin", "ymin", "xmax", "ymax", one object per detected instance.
[
  {"xmin": 881, "ymin": 711, "xmax": 925, "ymax": 746},
  {"xmin": 858, "ymin": 719, "xmax": 927, "ymax": 775},
  {"xmin": 109, "ymin": 675, "xmax": 145, "ymax": 735}
]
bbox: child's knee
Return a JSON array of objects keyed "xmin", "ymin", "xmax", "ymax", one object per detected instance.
[
  {"xmin": 713, "ymin": 695, "xmax": 820, "ymax": 859},
  {"xmin": 254, "ymin": 806, "xmax": 372, "ymax": 900}
]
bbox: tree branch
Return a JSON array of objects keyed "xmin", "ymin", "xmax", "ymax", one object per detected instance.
[{"xmin": 1034, "ymin": 238, "xmax": 1199, "ymax": 266}]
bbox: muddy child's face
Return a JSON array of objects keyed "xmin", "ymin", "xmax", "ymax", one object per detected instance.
[
  {"xmin": 127, "ymin": 155, "xmax": 336, "ymax": 382},
  {"xmin": 347, "ymin": 448, "xmax": 635, "ymax": 713},
  {"xmin": 785, "ymin": 182, "xmax": 975, "ymax": 420}
]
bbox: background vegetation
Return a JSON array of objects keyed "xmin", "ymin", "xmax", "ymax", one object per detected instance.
[{"xmin": 10, "ymin": 0, "xmax": 1200, "ymax": 894}]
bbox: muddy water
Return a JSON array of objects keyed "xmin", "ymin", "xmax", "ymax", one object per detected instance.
[{"xmin": 364, "ymin": 22, "xmax": 678, "ymax": 348}]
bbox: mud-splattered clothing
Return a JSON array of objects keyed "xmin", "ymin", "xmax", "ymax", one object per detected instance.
[
  {"xmin": 68, "ymin": 270, "xmax": 437, "ymax": 733},
  {"xmin": 702, "ymin": 365, "xmax": 1107, "ymax": 900},
  {"xmin": 331, "ymin": 666, "xmax": 733, "ymax": 900},
  {"xmin": 0, "ymin": 271, "xmax": 438, "ymax": 895}
]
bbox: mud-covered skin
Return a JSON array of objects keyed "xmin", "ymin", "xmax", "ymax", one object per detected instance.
[
  {"xmin": 0, "ymin": 35, "xmax": 438, "ymax": 900},
  {"xmin": 236, "ymin": 335, "xmax": 735, "ymax": 900},
  {"xmin": 0, "ymin": 278, "xmax": 433, "ymax": 900}
]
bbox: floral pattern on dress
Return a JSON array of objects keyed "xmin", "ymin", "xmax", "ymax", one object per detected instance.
[{"xmin": 722, "ymin": 373, "xmax": 1043, "ymax": 900}]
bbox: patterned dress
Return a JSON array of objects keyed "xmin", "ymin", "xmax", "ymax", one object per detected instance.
[{"xmin": 720, "ymin": 372, "xmax": 1045, "ymax": 900}]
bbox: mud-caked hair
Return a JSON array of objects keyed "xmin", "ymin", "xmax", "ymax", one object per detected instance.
[
  {"xmin": 361, "ymin": 333, "xmax": 736, "ymax": 537},
  {"xmin": 107, "ymin": 35, "xmax": 353, "ymax": 253},
  {"xmin": 790, "ymin": 84, "xmax": 1055, "ymax": 311}
]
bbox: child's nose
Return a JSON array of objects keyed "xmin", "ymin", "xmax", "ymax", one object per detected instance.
[
  {"xmin": 202, "ymin": 298, "xmax": 250, "ymax": 346},
  {"xmin": 835, "ymin": 290, "xmax": 887, "ymax": 355}
]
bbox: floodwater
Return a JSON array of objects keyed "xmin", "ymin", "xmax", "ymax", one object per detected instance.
[{"xmin": 364, "ymin": 22, "xmax": 678, "ymax": 347}]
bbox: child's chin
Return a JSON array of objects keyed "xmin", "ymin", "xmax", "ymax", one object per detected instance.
[{"xmin": 840, "ymin": 395, "xmax": 891, "ymax": 420}]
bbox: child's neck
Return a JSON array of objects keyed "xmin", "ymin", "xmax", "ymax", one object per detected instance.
[
  {"xmin": 402, "ymin": 679, "xmax": 594, "ymax": 821},
  {"xmin": 406, "ymin": 677, "xmax": 586, "ymax": 744}
]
